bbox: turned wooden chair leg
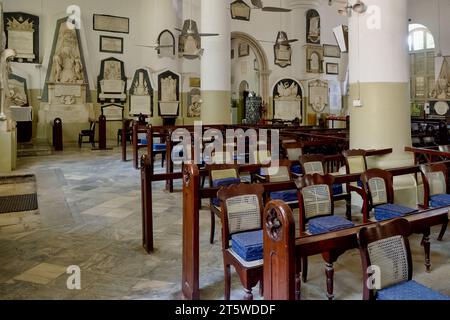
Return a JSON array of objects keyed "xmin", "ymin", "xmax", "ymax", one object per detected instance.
[
  {"xmin": 210, "ymin": 211, "xmax": 215, "ymax": 244},
  {"xmin": 244, "ymin": 288, "xmax": 253, "ymax": 300},
  {"xmin": 224, "ymin": 264, "xmax": 231, "ymax": 300},
  {"xmin": 422, "ymin": 231, "xmax": 431, "ymax": 273},
  {"xmin": 438, "ymin": 222, "xmax": 448, "ymax": 241},
  {"xmin": 302, "ymin": 256, "xmax": 308, "ymax": 283},
  {"xmin": 325, "ymin": 262, "xmax": 335, "ymax": 300}
]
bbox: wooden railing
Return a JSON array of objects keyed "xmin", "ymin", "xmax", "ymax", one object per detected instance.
[
  {"xmin": 405, "ymin": 146, "xmax": 450, "ymax": 164},
  {"xmin": 263, "ymin": 200, "xmax": 449, "ymax": 300}
]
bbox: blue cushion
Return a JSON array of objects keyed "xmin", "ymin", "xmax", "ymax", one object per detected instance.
[
  {"xmin": 270, "ymin": 189, "xmax": 298, "ymax": 203},
  {"xmin": 374, "ymin": 204, "xmax": 418, "ymax": 222},
  {"xmin": 308, "ymin": 216, "xmax": 355, "ymax": 235},
  {"xmin": 377, "ymin": 280, "xmax": 450, "ymax": 300},
  {"xmin": 231, "ymin": 230, "xmax": 263, "ymax": 262},
  {"xmin": 139, "ymin": 139, "xmax": 148, "ymax": 145},
  {"xmin": 212, "ymin": 178, "xmax": 241, "ymax": 207},
  {"xmin": 153, "ymin": 143, "xmax": 166, "ymax": 151},
  {"xmin": 291, "ymin": 165, "xmax": 302, "ymax": 175},
  {"xmin": 430, "ymin": 194, "xmax": 450, "ymax": 208},
  {"xmin": 332, "ymin": 183, "xmax": 344, "ymax": 195}
]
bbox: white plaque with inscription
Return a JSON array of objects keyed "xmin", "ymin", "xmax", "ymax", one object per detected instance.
[
  {"xmin": 130, "ymin": 95, "xmax": 151, "ymax": 115},
  {"xmin": 9, "ymin": 30, "xmax": 35, "ymax": 59},
  {"xmin": 54, "ymin": 85, "xmax": 82, "ymax": 97},
  {"xmin": 101, "ymin": 80, "xmax": 125, "ymax": 93}
]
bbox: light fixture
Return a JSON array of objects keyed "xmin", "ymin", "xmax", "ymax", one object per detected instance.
[
  {"xmin": 338, "ymin": 0, "xmax": 367, "ymax": 16},
  {"xmin": 230, "ymin": 0, "xmax": 251, "ymax": 21}
]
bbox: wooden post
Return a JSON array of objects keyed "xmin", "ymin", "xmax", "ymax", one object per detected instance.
[
  {"xmin": 141, "ymin": 154, "xmax": 153, "ymax": 253},
  {"xmin": 166, "ymin": 129, "xmax": 174, "ymax": 192},
  {"xmin": 132, "ymin": 121, "xmax": 140, "ymax": 169},
  {"xmin": 263, "ymin": 200, "xmax": 296, "ymax": 300},
  {"xmin": 98, "ymin": 115, "xmax": 107, "ymax": 150},
  {"xmin": 53, "ymin": 118, "xmax": 63, "ymax": 151},
  {"xmin": 121, "ymin": 119, "xmax": 128, "ymax": 161},
  {"xmin": 181, "ymin": 163, "xmax": 200, "ymax": 300},
  {"xmin": 146, "ymin": 126, "xmax": 154, "ymax": 176}
]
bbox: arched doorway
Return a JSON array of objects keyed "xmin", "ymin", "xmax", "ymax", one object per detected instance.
[{"xmin": 231, "ymin": 32, "xmax": 270, "ymax": 124}]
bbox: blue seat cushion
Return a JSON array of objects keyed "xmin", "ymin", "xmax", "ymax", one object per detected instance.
[
  {"xmin": 332, "ymin": 183, "xmax": 344, "ymax": 195},
  {"xmin": 374, "ymin": 204, "xmax": 418, "ymax": 222},
  {"xmin": 231, "ymin": 230, "xmax": 263, "ymax": 262},
  {"xmin": 377, "ymin": 280, "xmax": 450, "ymax": 300},
  {"xmin": 270, "ymin": 189, "xmax": 298, "ymax": 203},
  {"xmin": 139, "ymin": 139, "xmax": 148, "ymax": 145},
  {"xmin": 308, "ymin": 216, "xmax": 355, "ymax": 235},
  {"xmin": 291, "ymin": 165, "xmax": 302, "ymax": 175},
  {"xmin": 430, "ymin": 194, "xmax": 450, "ymax": 208},
  {"xmin": 212, "ymin": 178, "xmax": 241, "ymax": 207},
  {"xmin": 153, "ymin": 143, "xmax": 166, "ymax": 151}
]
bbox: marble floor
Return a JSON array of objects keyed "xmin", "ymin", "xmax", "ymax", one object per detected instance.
[{"xmin": 0, "ymin": 143, "xmax": 449, "ymax": 300}]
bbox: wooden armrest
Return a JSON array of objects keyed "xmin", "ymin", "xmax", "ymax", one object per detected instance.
[
  {"xmin": 347, "ymin": 185, "xmax": 370, "ymax": 223},
  {"xmin": 254, "ymin": 174, "xmax": 267, "ymax": 183}
]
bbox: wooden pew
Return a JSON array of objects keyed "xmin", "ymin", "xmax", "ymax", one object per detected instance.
[
  {"xmin": 180, "ymin": 160, "xmax": 449, "ymax": 300},
  {"xmin": 263, "ymin": 200, "xmax": 449, "ymax": 300}
]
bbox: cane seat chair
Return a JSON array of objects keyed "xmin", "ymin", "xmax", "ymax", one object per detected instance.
[
  {"xmin": 283, "ymin": 142, "xmax": 304, "ymax": 175},
  {"xmin": 357, "ymin": 218, "xmax": 449, "ymax": 300},
  {"xmin": 217, "ymin": 184, "xmax": 265, "ymax": 300},
  {"xmin": 207, "ymin": 164, "xmax": 241, "ymax": 244},
  {"xmin": 300, "ymin": 155, "xmax": 351, "ymax": 219},
  {"xmin": 295, "ymin": 174, "xmax": 356, "ymax": 299},
  {"xmin": 360, "ymin": 169, "xmax": 418, "ymax": 223},
  {"xmin": 261, "ymin": 160, "xmax": 298, "ymax": 206},
  {"xmin": 419, "ymin": 163, "xmax": 449, "ymax": 241}
]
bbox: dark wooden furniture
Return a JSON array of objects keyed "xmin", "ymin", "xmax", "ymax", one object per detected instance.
[
  {"xmin": 217, "ymin": 184, "xmax": 264, "ymax": 300},
  {"xmin": 262, "ymin": 201, "xmax": 449, "ymax": 300},
  {"xmin": 300, "ymin": 154, "xmax": 352, "ymax": 220},
  {"xmin": 98, "ymin": 115, "xmax": 107, "ymax": 150},
  {"xmin": 343, "ymin": 149, "xmax": 368, "ymax": 174},
  {"xmin": 207, "ymin": 164, "xmax": 240, "ymax": 244},
  {"xmin": 78, "ymin": 121, "xmax": 95, "ymax": 148},
  {"xmin": 360, "ymin": 168, "xmax": 395, "ymax": 221},
  {"xmin": 52, "ymin": 118, "xmax": 63, "ymax": 151}
]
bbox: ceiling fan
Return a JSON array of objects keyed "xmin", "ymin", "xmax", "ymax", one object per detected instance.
[
  {"xmin": 175, "ymin": 0, "xmax": 219, "ymax": 37},
  {"xmin": 250, "ymin": 0, "xmax": 291, "ymax": 12},
  {"xmin": 135, "ymin": 44, "xmax": 174, "ymax": 50}
]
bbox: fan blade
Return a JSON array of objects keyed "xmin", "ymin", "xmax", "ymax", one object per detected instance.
[
  {"xmin": 262, "ymin": 7, "xmax": 292, "ymax": 12},
  {"xmin": 175, "ymin": 28, "xmax": 183, "ymax": 32},
  {"xmin": 198, "ymin": 33, "xmax": 220, "ymax": 37},
  {"xmin": 280, "ymin": 39, "xmax": 298, "ymax": 44},
  {"xmin": 251, "ymin": 0, "xmax": 263, "ymax": 9},
  {"xmin": 258, "ymin": 40, "xmax": 276, "ymax": 44}
]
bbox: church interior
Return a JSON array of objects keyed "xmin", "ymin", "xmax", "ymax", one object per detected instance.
[{"xmin": 0, "ymin": 0, "xmax": 450, "ymax": 301}]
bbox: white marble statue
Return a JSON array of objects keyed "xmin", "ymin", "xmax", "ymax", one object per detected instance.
[
  {"xmin": 52, "ymin": 29, "xmax": 84, "ymax": 83},
  {"xmin": 277, "ymin": 82, "xmax": 298, "ymax": 98},
  {"xmin": 134, "ymin": 72, "xmax": 148, "ymax": 96},
  {"xmin": 0, "ymin": 48, "xmax": 16, "ymax": 131},
  {"xmin": 161, "ymin": 76, "xmax": 177, "ymax": 101}
]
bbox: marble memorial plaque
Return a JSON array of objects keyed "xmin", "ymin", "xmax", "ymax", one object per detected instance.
[
  {"xmin": 130, "ymin": 95, "xmax": 151, "ymax": 115},
  {"xmin": 159, "ymin": 101, "xmax": 179, "ymax": 116},
  {"xmin": 102, "ymin": 80, "xmax": 124, "ymax": 93},
  {"xmin": 54, "ymin": 85, "xmax": 82, "ymax": 97},
  {"xmin": 102, "ymin": 105, "xmax": 123, "ymax": 121},
  {"xmin": 274, "ymin": 100, "xmax": 302, "ymax": 121},
  {"xmin": 8, "ymin": 30, "xmax": 35, "ymax": 59}
]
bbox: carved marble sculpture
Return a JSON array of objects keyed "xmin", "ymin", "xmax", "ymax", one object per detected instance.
[
  {"xmin": 5, "ymin": 12, "xmax": 39, "ymax": 63},
  {"xmin": 158, "ymin": 70, "xmax": 180, "ymax": 117},
  {"xmin": 187, "ymin": 88, "xmax": 201, "ymax": 118},
  {"xmin": 8, "ymin": 74, "xmax": 28, "ymax": 106},
  {"xmin": 97, "ymin": 57, "xmax": 127, "ymax": 104},
  {"xmin": 51, "ymin": 29, "xmax": 84, "ymax": 84},
  {"xmin": 129, "ymin": 68, "xmax": 153, "ymax": 116},
  {"xmin": 309, "ymin": 79, "xmax": 329, "ymax": 113},
  {"xmin": 273, "ymin": 79, "xmax": 302, "ymax": 121}
]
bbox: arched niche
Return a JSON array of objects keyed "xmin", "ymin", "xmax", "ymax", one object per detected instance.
[
  {"xmin": 157, "ymin": 29, "xmax": 175, "ymax": 58},
  {"xmin": 272, "ymin": 78, "xmax": 303, "ymax": 121}
]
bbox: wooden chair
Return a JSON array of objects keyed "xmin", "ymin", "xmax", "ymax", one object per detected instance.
[
  {"xmin": 295, "ymin": 173, "xmax": 356, "ymax": 299},
  {"xmin": 300, "ymin": 154, "xmax": 352, "ymax": 220},
  {"xmin": 207, "ymin": 164, "xmax": 241, "ymax": 244},
  {"xmin": 217, "ymin": 184, "xmax": 264, "ymax": 300},
  {"xmin": 78, "ymin": 121, "xmax": 95, "ymax": 148},
  {"xmin": 117, "ymin": 119, "xmax": 132, "ymax": 145},
  {"xmin": 260, "ymin": 160, "xmax": 298, "ymax": 206},
  {"xmin": 343, "ymin": 149, "xmax": 368, "ymax": 176},
  {"xmin": 357, "ymin": 218, "xmax": 449, "ymax": 300},
  {"xmin": 283, "ymin": 142, "xmax": 303, "ymax": 175},
  {"xmin": 420, "ymin": 163, "xmax": 449, "ymax": 240}
]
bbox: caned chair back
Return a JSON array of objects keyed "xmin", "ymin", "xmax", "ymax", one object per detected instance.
[
  {"xmin": 361, "ymin": 169, "xmax": 394, "ymax": 207},
  {"xmin": 207, "ymin": 164, "xmax": 239, "ymax": 185},
  {"xmin": 253, "ymin": 150, "xmax": 272, "ymax": 164},
  {"xmin": 438, "ymin": 145, "xmax": 450, "ymax": 153},
  {"xmin": 295, "ymin": 174, "xmax": 335, "ymax": 229},
  {"xmin": 343, "ymin": 149, "xmax": 368, "ymax": 174},
  {"xmin": 357, "ymin": 219, "xmax": 413, "ymax": 300},
  {"xmin": 260, "ymin": 160, "xmax": 292, "ymax": 182},
  {"xmin": 283, "ymin": 143, "xmax": 304, "ymax": 161},
  {"xmin": 218, "ymin": 184, "xmax": 265, "ymax": 249},
  {"xmin": 420, "ymin": 163, "xmax": 449, "ymax": 197},
  {"xmin": 299, "ymin": 154, "xmax": 326, "ymax": 175}
]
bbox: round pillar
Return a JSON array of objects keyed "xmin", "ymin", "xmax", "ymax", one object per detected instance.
[
  {"xmin": 201, "ymin": 0, "xmax": 231, "ymax": 125},
  {"xmin": 348, "ymin": 0, "xmax": 416, "ymax": 207},
  {"xmin": 349, "ymin": 0, "xmax": 412, "ymax": 168}
]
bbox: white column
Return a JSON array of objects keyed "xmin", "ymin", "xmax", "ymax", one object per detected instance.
[
  {"xmin": 201, "ymin": 0, "xmax": 231, "ymax": 125},
  {"xmin": 349, "ymin": 0, "xmax": 416, "ymax": 207},
  {"xmin": 349, "ymin": 0, "xmax": 412, "ymax": 167}
]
